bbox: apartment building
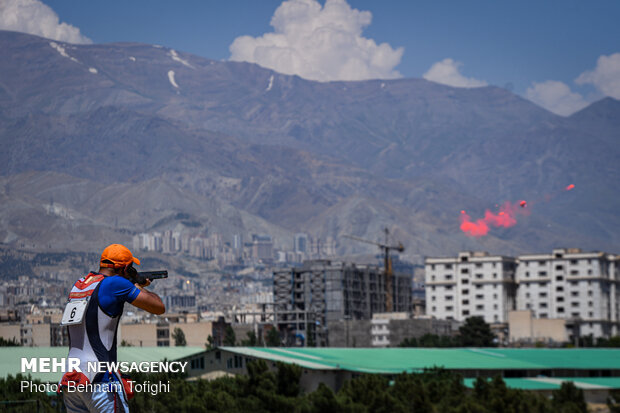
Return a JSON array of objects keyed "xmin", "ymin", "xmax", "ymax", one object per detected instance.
[
  {"xmin": 425, "ymin": 251, "xmax": 517, "ymax": 324},
  {"xmin": 273, "ymin": 260, "xmax": 412, "ymax": 345},
  {"xmin": 516, "ymin": 248, "xmax": 619, "ymax": 338}
]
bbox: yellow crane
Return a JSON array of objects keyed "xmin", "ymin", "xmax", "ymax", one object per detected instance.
[{"xmin": 343, "ymin": 228, "xmax": 405, "ymax": 312}]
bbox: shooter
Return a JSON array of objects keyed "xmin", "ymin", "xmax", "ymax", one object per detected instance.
[{"xmin": 59, "ymin": 244, "xmax": 166, "ymax": 413}]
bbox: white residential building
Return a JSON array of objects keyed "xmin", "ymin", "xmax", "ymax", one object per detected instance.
[
  {"xmin": 425, "ymin": 251, "xmax": 517, "ymax": 324},
  {"xmin": 516, "ymin": 248, "xmax": 619, "ymax": 339}
]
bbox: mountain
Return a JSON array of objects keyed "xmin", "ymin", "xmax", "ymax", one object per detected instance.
[{"xmin": 0, "ymin": 30, "xmax": 618, "ymax": 260}]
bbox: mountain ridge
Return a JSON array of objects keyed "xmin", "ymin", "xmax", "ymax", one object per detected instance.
[{"xmin": 0, "ymin": 30, "xmax": 618, "ymax": 260}]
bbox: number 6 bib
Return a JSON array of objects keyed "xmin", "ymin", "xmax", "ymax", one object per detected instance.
[{"xmin": 61, "ymin": 297, "xmax": 90, "ymax": 326}]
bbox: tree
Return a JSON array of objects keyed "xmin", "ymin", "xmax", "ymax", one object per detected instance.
[
  {"xmin": 205, "ymin": 335, "xmax": 215, "ymax": 350},
  {"xmin": 459, "ymin": 316, "xmax": 496, "ymax": 347},
  {"xmin": 223, "ymin": 326, "xmax": 236, "ymax": 346},
  {"xmin": 266, "ymin": 326, "xmax": 281, "ymax": 347},
  {"xmin": 0, "ymin": 337, "xmax": 20, "ymax": 347},
  {"xmin": 172, "ymin": 327, "xmax": 186, "ymax": 346},
  {"xmin": 552, "ymin": 381, "xmax": 588, "ymax": 413},
  {"xmin": 241, "ymin": 330, "xmax": 258, "ymax": 346}
]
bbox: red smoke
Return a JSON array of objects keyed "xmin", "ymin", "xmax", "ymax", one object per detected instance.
[
  {"xmin": 460, "ymin": 201, "xmax": 522, "ymax": 237},
  {"xmin": 459, "ymin": 184, "xmax": 575, "ymax": 237}
]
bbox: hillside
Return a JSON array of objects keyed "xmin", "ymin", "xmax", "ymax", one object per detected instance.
[{"xmin": 0, "ymin": 30, "xmax": 618, "ymax": 260}]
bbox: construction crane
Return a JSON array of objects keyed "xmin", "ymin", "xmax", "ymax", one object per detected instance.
[{"xmin": 343, "ymin": 228, "xmax": 405, "ymax": 313}]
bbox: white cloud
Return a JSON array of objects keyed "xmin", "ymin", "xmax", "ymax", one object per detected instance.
[
  {"xmin": 575, "ymin": 52, "xmax": 620, "ymax": 99},
  {"xmin": 525, "ymin": 80, "xmax": 589, "ymax": 116},
  {"xmin": 229, "ymin": 0, "xmax": 403, "ymax": 82},
  {"xmin": 423, "ymin": 58, "xmax": 487, "ymax": 88},
  {"xmin": 0, "ymin": 0, "xmax": 91, "ymax": 44}
]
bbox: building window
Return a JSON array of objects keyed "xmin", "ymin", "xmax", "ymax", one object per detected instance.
[
  {"xmin": 446, "ymin": 306, "xmax": 454, "ymax": 311},
  {"xmin": 431, "ymin": 306, "xmax": 436, "ymax": 312},
  {"xmin": 571, "ymin": 291, "xmax": 579, "ymax": 297},
  {"xmin": 493, "ymin": 273, "xmax": 498, "ymax": 279},
  {"xmin": 462, "ymin": 300, "xmax": 469, "ymax": 305},
  {"xmin": 571, "ymin": 302, "xmax": 579, "ymax": 307},
  {"xmin": 558, "ymin": 307, "xmax": 565, "ymax": 313},
  {"xmin": 475, "ymin": 263, "xmax": 482, "ymax": 268},
  {"xmin": 525, "ymin": 272, "xmax": 530, "ymax": 277},
  {"xmin": 462, "ymin": 289, "xmax": 469, "ymax": 295},
  {"xmin": 431, "ymin": 296, "xmax": 436, "ymax": 302},
  {"xmin": 539, "ymin": 271, "xmax": 547, "ymax": 276},
  {"xmin": 446, "ymin": 264, "xmax": 453, "ymax": 270},
  {"xmin": 463, "ymin": 310, "xmax": 470, "ymax": 316},
  {"xmin": 446, "ymin": 275, "xmax": 453, "ymax": 280},
  {"xmin": 462, "ymin": 279, "xmax": 469, "ymax": 284},
  {"xmin": 446, "ymin": 295, "xmax": 453, "ymax": 301},
  {"xmin": 525, "ymin": 293, "xmax": 530, "ymax": 298},
  {"xmin": 475, "ymin": 273, "xmax": 483, "ymax": 279},
  {"xmin": 557, "ymin": 297, "xmax": 564, "ymax": 302},
  {"xmin": 461, "ymin": 268, "xmax": 469, "ymax": 274},
  {"xmin": 476, "ymin": 305, "xmax": 484, "ymax": 310},
  {"xmin": 556, "ymin": 286, "xmax": 564, "ymax": 292},
  {"xmin": 556, "ymin": 265, "xmax": 564, "ymax": 271},
  {"xmin": 540, "ymin": 313, "xmax": 548, "ymax": 318},
  {"xmin": 540, "ymin": 303, "xmax": 548, "ymax": 308},
  {"xmin": 556, "ymin": 276, "xmax": 564, "ymax": 281},
  {"xmin": 540, "ymin": 292, "xmax": 547, "ymax": 298}
]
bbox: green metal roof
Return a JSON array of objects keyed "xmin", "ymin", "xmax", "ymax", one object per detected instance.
[
  {"xmin": 0, "ymin": 346, "xmax": 204, "ymax": 383},
  {"xmin": 220, "ymin": 347, "xmax": 620, "ymax": 374},
  {"xmin": 463, "ymin": 377, "xmax": 620, "ymax": 391}
]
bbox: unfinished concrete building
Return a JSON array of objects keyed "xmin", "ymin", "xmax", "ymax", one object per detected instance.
[{"xmin": 273, "ymin": 260, "xmax": 412, "ymax": 346}]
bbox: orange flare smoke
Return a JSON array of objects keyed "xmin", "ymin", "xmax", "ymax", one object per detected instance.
[
  {"xmin": 565, "ymin": 184, "xmax": 575, "ymax": 191},
  {"xmin": 460, "ymin": 201, "xmax": 523, "ymax": 237}
]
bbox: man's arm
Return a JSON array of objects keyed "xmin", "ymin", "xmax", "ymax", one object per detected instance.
[{"xmin": 131, "ymin": 281, "xmax": 165, "ymax": 315}]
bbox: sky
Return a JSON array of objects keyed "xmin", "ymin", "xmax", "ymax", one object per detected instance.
[{"xmin": 1, "ymin": 0, "xmax": 619, "ymax": 116}]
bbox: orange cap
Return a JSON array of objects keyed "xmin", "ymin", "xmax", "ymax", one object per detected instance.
[{"xmin": 100, "ymin": 244, "xmax": 140, "ymax": 268}]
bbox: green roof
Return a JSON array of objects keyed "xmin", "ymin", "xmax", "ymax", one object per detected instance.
[
  {"xmin": 0, "ymin": 346, "xmax": 204, "ymax": 382},
  {"xmin": 220, "ymin": 347, "xmax": 620, "ymax": 374},
  {"xmin": 463, "ymin": 377, "xmax": 620, "ymax": 391}
]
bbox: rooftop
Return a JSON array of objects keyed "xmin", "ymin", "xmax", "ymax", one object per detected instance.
[{"xmin": 219, "ymin": 347, "xmax": 620, "ymax": 374}]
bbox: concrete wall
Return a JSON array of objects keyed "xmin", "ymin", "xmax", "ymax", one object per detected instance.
[
  {"xmin": 0, "ymin": 324, "xmax": 20, "ymax": 342},
  {"xmin": 170, "ymin": 322, "xmax": 212, "ymax": 347},
  {"xmin": 328, "ymin": 319, "xmax": 372, "ymax": 347},
  {"xmin": 509, "ymin": 310, "xmax": 567, "ymax": 343},
  {"xmin": 119, "ymin": 323, "xmax": 158, "ymax": 347}
]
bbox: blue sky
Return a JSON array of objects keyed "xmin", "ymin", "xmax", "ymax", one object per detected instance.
[{"xmin": 2, "ymin": 0, "xmax": 619, "ymax": 115}]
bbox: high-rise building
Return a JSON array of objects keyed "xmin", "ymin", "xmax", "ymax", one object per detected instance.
[
  {"xmin": 273, "ymin": 260, "xmax": 412, "ymax": 346},
  {"xmin": 516, "ymin": 248, "xmax": 619, "ymax": 339},
  {"xmin": 425, "ymin": 251, "xmax": 517, "ymax": 324},
  {"xmin": 425, "ymin": 249, "xmax": 619, "ymax": 339},
  {"xmin": 294, "ymin": 233, "xmax": 309, "ymax": 254}
]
